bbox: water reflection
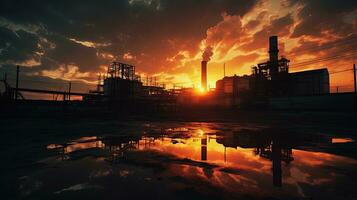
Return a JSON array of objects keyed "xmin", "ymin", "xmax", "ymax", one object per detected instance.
[
  {"xmin": 42, "ymin": 124, "xmax": 357, "ymax": 199},
  {"xmin": 332, "ymin": 138, "xmax": 354, "ymax": 143},
  {"xmin": 201, "ymin": 137, "xmax": 207, "ymax": 161}
]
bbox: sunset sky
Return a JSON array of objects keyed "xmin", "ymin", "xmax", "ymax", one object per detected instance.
[{"xmin": 0, "ymin": 0, "xmax": 356, "ymax": 96}]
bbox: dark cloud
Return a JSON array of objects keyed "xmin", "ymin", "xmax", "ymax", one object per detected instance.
[
  {"xmin": 286, "ymin": 33, "xmax": 357, "ymax": 68},
  {"xmin": 0, "ymin": 28, "xmax": 41, "ymax": 64},
  {"xmin": 43, "ymin": 34, "xmax": 103, "ymax": 71},
  {"xmin": 291, "ymin": 0, "xmax": 356, "ymax": 38},
  {"xmin": 241, "ymin": 13, "xmax": 294, "ymax": 52},
  {"xmin": 0, "ymin": 0, "xmax": 257, "ymax": 75}
]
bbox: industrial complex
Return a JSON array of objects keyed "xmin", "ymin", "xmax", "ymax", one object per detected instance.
[
  {"xmin": 1, "ymin": 36, "xmax": 356, "ymax": 111},
  {"xmin": 213, "ymin": 36, "xmax": 330, "ymax": 108},
  {"xmin": 218, "ymin": 36, "xmax": 329, "ymax": 96}
]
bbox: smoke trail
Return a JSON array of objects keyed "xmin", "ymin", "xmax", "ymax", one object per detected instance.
[{"xmin": 202, "ymin": 46, "xmax": 213, "ymax": 62}]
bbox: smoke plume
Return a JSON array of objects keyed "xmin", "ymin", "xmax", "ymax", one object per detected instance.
[{"xmin": 202, "ymin": 46, "xmax": 213, "ymax": 62}]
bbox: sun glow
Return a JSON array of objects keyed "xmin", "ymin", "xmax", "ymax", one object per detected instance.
[
  {"xmin": 195, "ymin": 87, "xmax": 207, "ymax": 95},
  {"xmin": 198, "ymin": 129, "xmax": 205, "ymax": 136}
]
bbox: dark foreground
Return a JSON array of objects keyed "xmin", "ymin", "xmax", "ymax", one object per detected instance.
[{"xmin": 1, "ymin": 111, "xmax": 357, "ymax": 200}]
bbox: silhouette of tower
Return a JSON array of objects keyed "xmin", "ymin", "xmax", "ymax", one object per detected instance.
[{"xmin": 201, "ymin": 61, "xmax": 207, "ymax": 91}]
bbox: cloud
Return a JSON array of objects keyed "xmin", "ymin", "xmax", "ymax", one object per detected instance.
[
  {"xmin": 123, "ymin": 52, "xmax": 135, "ymax": 60},
  {"xmin": 0, "ymin": 0, "xmax": 257, "ymax": 74},
  {"xmin": 0, "ymin": 0, "xmax": 355, "ymax": 94},
  {"xmin": 69, "ymin": 38, "xmax": 111, "ymax": 48},
  {"xmin": 0, "ymin": 27, "xmax": 42, "ymax": 66},
  {"xmin": 290, "ymin": 0, "xmax": 356, "ymax": 38},
  {"xmin": 40, "ymin": 64, "xmax": 91, "ymax": 82}
]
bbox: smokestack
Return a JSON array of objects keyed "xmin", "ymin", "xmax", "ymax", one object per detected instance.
[
  {"xmin": 201, "ymin": 46, "xmax": 212, "ymax": 91},
  {"xmin": 201, "ymin": 61, "xmax": 207, "ymax": 91},
  {"xmin": 269, "ymin": 36, "xmax": 280, "ymax": 80},
  {"xmin": 269, "ymin": 36, "xmax": 279, "ymax": 62}
]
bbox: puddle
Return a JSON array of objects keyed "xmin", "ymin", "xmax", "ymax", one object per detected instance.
[
  {"xmin": 332, "ymin": 138, "xmax": 354, "ymax": 143},
  {"xmin": 17, "ymin": 123, "xmax": 357, "ymax": 199}
]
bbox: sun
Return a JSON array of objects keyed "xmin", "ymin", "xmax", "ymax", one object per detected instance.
[{"xmin": 195, "ymin": 86, "xmax": 206, "ymax": 95}]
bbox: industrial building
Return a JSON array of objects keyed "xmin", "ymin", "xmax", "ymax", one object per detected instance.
[
  {"xmin": 289, "ymin": 69, "xmax": 329, "ymax": 96},
  {"xmin": 215, "ymin": 75, "xmax": 250, "ymax": 97},
  {"xmin": 215, "ymin": 36, "xmax": 330, "ymax": 104},
  {"xmin": 103, "ymin": 62, "xmax": 142, "ymax": 98},
  {"xmin": 1, "ymin": 35, "xmax": 337, "ymax": 111},
  {"xmin": 79, "ymin": 61, "xmax": 178, "ymax": 113},
  {"xmin": 88, "ymin": 61, "xmax": 169, "ymax": 100}
]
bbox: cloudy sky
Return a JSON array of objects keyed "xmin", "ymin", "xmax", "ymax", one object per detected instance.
[{"xmin": 0, "ymin": 0, "xmax": 356, "ymax": 96}]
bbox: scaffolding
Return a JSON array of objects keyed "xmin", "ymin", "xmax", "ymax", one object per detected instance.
[{"xmin": 107, "ymin": 61, "xmax": 140, "ymax": 81}]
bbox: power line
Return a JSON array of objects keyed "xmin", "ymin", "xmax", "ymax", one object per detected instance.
[
  {"xmin": 6, "ymin": 76, "xmax": 96, "ymax": 86},
  {"xmin": 289, "ymin": 35, "xmax": 357, "ymax": 55},
  {"xmin": 7, "ymin": 78, "xmax": 68, "ymax": 85},
  {"xmin": 290, "ymin": 40, "xmax": 357, "ymax": 55},
  {"xmin": 289, "ymin": 52, "xmax": 357, "ymax": 69},
  {"xmin": 290, "ymin": 47, "xmax": 357, "ymax": 62},
  {"xmin": 291, "ymin": 54, "xmax": 356, "ymax": 68},
  {"xmin": 291, "ymin": 48, "xmax": 357, "ymax": 64},
  {"xmin": 329, "ymin": 69, "xmax": 353, "ymax": 75}
]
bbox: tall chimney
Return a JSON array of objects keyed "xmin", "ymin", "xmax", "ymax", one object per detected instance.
[
  {"xmin": 201, "ymin": 61, "xmax": 207, "ymax": 91},
  {"xmin": 269, "ymin": 36, "xmax": 279, "ymax": 80},
  {"xmin": 269, "ymin": 36, "xmax": 279, "ymax": 62}
]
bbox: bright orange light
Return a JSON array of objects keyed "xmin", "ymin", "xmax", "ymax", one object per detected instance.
[
  {"xmin": 195, "ymin": 87, "xmax": 206, "ymax": 95},
  {"xmin": 332, "ymin": 138, "xmax": 354, "ymax": 143},
  {"xmin": 198, "ymin": 129, "xmax": 205, "ymax": 136}
]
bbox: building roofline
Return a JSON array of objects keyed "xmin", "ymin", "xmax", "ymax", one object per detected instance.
[{"xmin": 290, "ymin": 68, "xmax": 329, "ymax": 75}]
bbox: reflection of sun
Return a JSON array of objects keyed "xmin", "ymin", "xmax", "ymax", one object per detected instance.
[{"xmin": 198, "ymin": 129, "xmax": 205, "ymax": 136}]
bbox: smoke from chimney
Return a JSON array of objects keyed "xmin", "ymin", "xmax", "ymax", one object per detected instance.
[{"xmin": 202, "ymin": 46, "xmax": 213, "ymax": 62}]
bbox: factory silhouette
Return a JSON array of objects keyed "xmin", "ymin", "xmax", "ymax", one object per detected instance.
[{"xmin": 1, "ymin": 36, "xmax": 356, "ymax": 113}]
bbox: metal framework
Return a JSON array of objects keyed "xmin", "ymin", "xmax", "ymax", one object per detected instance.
[
  {"xmin": 107, "ymin": 61, "xmax": 140, "ymax": 81},
  {"xmin": 252, "ymin": 57, "xmax": 290, "ymax": 80}
]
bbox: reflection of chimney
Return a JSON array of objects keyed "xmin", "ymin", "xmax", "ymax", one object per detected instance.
[
  {"xmin": 272, "ymin": 140, "xmax": 282, "ymax": 187},
  {"xmin": 201, "ymin": 137, "xmax": 207, "ymax": 161},
  {"xmin": 201, "ymin": 61, "xmax": 207, "ymax": 91}
]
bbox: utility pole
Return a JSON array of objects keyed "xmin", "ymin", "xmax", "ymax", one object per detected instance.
[
  {"xmin": 353, "ymin": 64, "xmax": 356, "ymax": 93},
  {"xmin": 15, "ymin": 65, "xmax": 20, "ymax": 100},
  {"xmin": 336, "ymin": 86, "xmax": 339, "ymax": 94},
  {"xmin": 68, "ymin": 81, "xmax": 72, "ymax": 101},
  {"xmin": 97, "ymin": 74, "xmax": 101, "ymax": 92},
  {"xmin": 223, "ymin": 63, "xmax": 226, "ymax": 77}
]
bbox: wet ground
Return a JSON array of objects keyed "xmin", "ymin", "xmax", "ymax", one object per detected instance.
[{"xmin": 1, "ymin": 112, "xmax": 357, "ymax": 200}]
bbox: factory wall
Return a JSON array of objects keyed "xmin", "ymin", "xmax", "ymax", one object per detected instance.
[
  {"xmin": 216, "ymin": 75, "xmax": 250, "ymax": 96},
  {"xmin": 269, "ymin": 93, "xmax": 357, "ymax": 110},
  {"xmin": 104, "ymin": 78, "xmax": 143, "ymax": 98},
  {"xmin": 289, "ymin": 69, "xmax": 329, "ymax": 96}
]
